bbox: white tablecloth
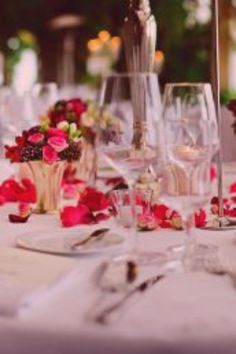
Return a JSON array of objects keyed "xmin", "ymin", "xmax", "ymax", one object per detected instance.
[{"xmin": 0, "ymin": 162, "xmax": 236, "ymax": 354}]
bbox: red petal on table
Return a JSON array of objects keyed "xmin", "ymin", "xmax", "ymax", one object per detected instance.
[
  {"xmin": 210, "ymin": 196, "xmax": 229, "ymax": 205},
  {"xmin": 95, "ymin": 212, "xmax": 111, "ymax": 222},
  {"xmin": 60, "ymin": 205, "xmax": 96, "ymax": 227},
  {"xmin": 0, "ymin": 195, "xmax": 6, "ymax": 206},
  {"xmin": 0, "ymin": 178, "xmax": 36, "ymax": 203},
  {"xmin": 0, "ymin": 179, "xmax": 19, "ymax": 201},
  {"xmin": 210, "ymin": 164, "xmax": 217, "ymax": 181},
  {"xmin": 9, "ymin": 214, "xmax": 30, "ymax": 223},
  {"xmin": 194, "ymin": 209, "xmax": 207, "ymax": 228},
  {"xmin": 152, "ymin": 204, "xmax": 169, "ymax": 220},
  {"xmin": 19, "ymin": 179, "xmax": 36, "ymax": 203},
  {"xmin": 62, "ymin": 184, "xmax": 78, "ymax": 199},
  {"xmin": 79, "ymin": 187, "xmax": 110, "ymax": 212},
  {"xmin": 226, "ymin": 208, "xmax": 236, "ymax": 217},
  {"xmin": 105, "ymin": 177, "xmax": 125, "ymax": 186},
  {"xmin": 230, "ymin": 182, "xmax": 236, "ymax": 194}
]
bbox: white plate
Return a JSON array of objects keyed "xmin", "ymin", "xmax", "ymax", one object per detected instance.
[{"xmin": 16, "ymin": 228, "xmax": 124, "ymax": 256}]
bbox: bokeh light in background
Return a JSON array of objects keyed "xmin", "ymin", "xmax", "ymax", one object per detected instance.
[{"xmin": 0, "ymin": 0, "xmax": 235, "ymax": 97}]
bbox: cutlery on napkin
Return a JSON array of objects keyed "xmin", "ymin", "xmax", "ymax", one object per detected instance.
[{"xmin": 92, "ymin": 273, "xmax": 165, "ymax": 325}]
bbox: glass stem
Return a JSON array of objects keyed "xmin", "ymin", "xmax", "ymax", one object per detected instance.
[
  {"xmin": 183, "ymin": 214, "xmax": 195, "ymax": 270},
  {"xmin": 128, "ymin": 182, "xmax": 138, "ymax": 257}
]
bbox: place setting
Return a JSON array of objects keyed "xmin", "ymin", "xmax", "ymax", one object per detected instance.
[{"xmin": 2, "ymin": 0, "xmax": 236, "ymax": 353}]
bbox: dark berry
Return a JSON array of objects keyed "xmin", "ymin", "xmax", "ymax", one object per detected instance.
[
  {"xmin": 20, "ymin": 145, "xmax": 42, "ymax": 162},
  {"xmin": 59, "ymin": 142, "xmax": 81, "ymax": 162}
]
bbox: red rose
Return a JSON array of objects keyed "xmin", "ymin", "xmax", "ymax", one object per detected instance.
[
  {"xmin": 16, "ymin": 130, "xmax": 29, "ymax": 147},
  {"xmin": 42, "ymin": 145, "xmax": 58, "ymax": 164},
  {"xmin": 67, "ymin": 98, "xmax": 87, "ymax": 118},
  {"xmin": 5, "ymin": 146, "xmax": 21, "ymax": 163},
  {"xmin": 79, "ymin": 187, "xmax": 110, "ymax": 212},
  {"xmin": 28, "ymin": 133, "xmax": 44, "ymax": 144}
]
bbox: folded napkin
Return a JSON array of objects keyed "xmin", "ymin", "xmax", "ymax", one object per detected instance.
[{"xmin": 0, "ymin": 247, "xmax": 77, "ymax": 317}]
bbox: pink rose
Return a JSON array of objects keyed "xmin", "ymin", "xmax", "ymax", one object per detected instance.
[
  {"xmin": 48, "ymin": 136, "xmax": 68, "ymax": 152},
  {"xmin": 28, "ymin": 133, "xmax": 44, "ymax": 144},
  {"xmin": 48, "ymin": 128, "xmax": 67, "ymax": 139},
  {"xmin": 42, "ymin": 145, "xmax": 58, "ymax": 164}
]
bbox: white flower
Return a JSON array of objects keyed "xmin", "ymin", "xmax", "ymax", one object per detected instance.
[
  {"xmin": 57, "ymin": 121, "xmax": 69, "ymax": 131},
  {"xmin": 81, "ymin": 112, "xmax": 95, "ymax": 127},
  {"xmin": 69, "ymin": 123, "xmax": 77, "ymax": 134}
]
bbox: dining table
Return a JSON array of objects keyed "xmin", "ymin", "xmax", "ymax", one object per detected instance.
[{"xmin": 0, "ymin": 160, "xmax": 236, "ymax": 354}]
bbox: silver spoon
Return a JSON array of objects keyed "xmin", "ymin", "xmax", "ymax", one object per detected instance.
[{"xmin": 71, "ymin": 228, "xmax": 110, "ymax": 250}]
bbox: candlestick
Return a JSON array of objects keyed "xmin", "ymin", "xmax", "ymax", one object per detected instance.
[
  {"xmin": 122, "ymin": 0, "xmax": 157, "ymax": 150},
  {"xmin": 210, "ymin": 0, "xmax": 236, "ymax": 229}
]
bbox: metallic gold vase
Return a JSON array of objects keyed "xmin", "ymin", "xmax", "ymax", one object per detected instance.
[
  {"xmin": 26, "ymin": 161, "xmax": 66, "ymax": 214},
  {"xmin": 71, "ymin": 140, "xmax": 97, "ymax": 185}
]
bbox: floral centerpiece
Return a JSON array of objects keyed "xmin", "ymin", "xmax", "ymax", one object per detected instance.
[
  {"xmin": 5, "ymin": 98, "xmax": 119, "ymax": 214},
  {"xmin": 42, "ymin": 98, "xmax": 119, "ymax": 184},
  {"xmin": 5, "ymin": 123, "xmax": 81, "ymax": 214}
]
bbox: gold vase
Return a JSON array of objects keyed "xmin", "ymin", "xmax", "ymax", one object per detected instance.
[
  {"xmin": 26, "ymin": 161, "xmax": 66, "ymax": 214},
  {"xmin": 71, "ymin": 140, "xmax": 97, "ymax": 185}
]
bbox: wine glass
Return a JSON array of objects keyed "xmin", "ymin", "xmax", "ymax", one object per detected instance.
[
  {"xmin": 31, "ymin": 82, "xmax": 59, "ymax": 119},
  {"xmin": 98, "ymin": 72, "xmax": 164, "ymax": 263},
  {"xmin": 163, "ymin": 83, "xmax": 219, "ymax": 155},
  {"xmin": 161, "ymin": 118, "xmax": 215, "ymax": 271}
]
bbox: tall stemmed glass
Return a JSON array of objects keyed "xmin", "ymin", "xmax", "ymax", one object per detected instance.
[
  {"xmin": 163, "ymin": 83, "xmax": 219, "ymax": 154},
  {"xmin": 31, "ymin": 82, "xmax": 59, "ymax": 118},
  {"xmin": 98, "ymin": 73, "xmax": 164, "ymax": 262},
  {"xmin": 161, "ymin": 83, "xmax": 218, "ymax": 271}
]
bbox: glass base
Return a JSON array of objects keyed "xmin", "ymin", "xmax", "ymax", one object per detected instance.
[
  {"xmin": 164, "ymin": 243, "xmax": 219, "ymax": 273},
  {"xmin": 167, "ymin": 242, "xmax": 217, "ymax": 258},
  {"xmin": 137, "ymin": 251, "xmax": 167, "ymax": 266}
]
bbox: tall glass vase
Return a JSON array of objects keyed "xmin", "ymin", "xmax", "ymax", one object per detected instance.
[{"xmin": 26, "ymin": 161, "xmax": 66, "ymax": 214}]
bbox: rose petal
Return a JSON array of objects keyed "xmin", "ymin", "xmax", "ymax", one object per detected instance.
[
  {"xmin": 60, "ymin": 205, "xmax": 95, "ymax": 227},
  {"xmin": 9, "ymin": 214, "xmax": 30, "ymax": 223},
  {"xmin": 79, "ymin": 187, "xmax": 110, "ymax": 212}
]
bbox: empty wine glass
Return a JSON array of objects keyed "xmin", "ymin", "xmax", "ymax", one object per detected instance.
[
  {"xmin": 31, "ymin": 82, "xmax": 59, "ymax": 119},
  {"xmin": 163, "ymin": 83, "xmax": 219, "ymax": 156},
  {"xmin": 98, "ymin": 72, "xmax": 164, "ymax": 263},
  {"xmin": 161, "ymin": 118, "xmax": 215, "ymax": 271}
]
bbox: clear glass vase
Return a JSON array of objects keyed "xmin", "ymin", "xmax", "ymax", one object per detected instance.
[{"xmin": 26, "ymin": 161, "xmax": 66, "ymax": 214}]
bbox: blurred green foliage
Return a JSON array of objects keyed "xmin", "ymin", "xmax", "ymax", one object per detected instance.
[{"xmin": 0, "ymin": 0, "xmax": 211, "ymax": 83}]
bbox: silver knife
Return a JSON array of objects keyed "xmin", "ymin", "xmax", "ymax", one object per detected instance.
[{"xmin": 94, "ymin": 274, "xmax": 165, "ymax": 325}]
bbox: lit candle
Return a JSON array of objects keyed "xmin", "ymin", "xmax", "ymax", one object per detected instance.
[{"xmin": 174, "ymin": 145, "xmax": 203, "ymax": 162}]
